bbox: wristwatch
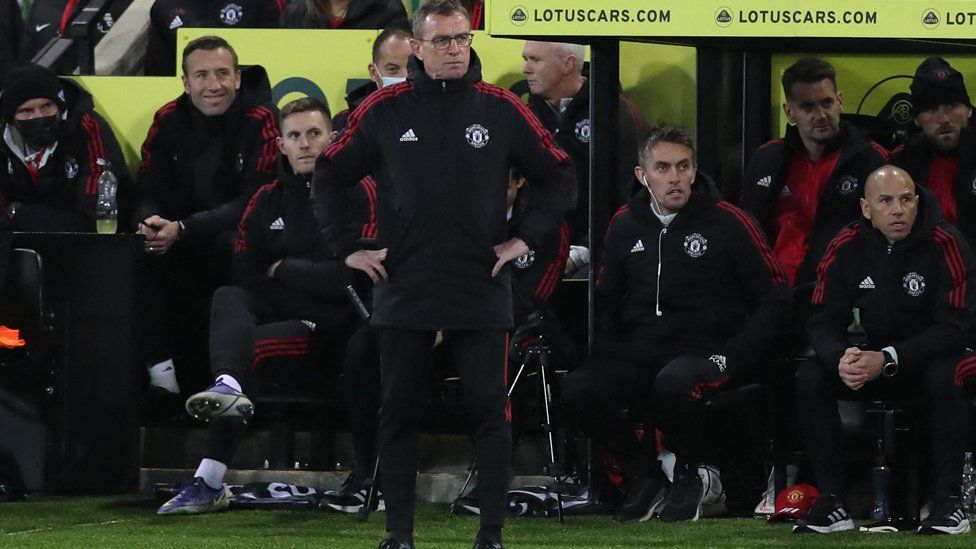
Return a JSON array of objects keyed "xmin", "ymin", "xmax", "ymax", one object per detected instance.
[{"xmin": 881, "ymin": 350, "xmax": 898, "ymax": 377}]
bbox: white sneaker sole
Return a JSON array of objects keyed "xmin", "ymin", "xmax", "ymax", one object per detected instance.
[
  {"xmin": 793, "ymin": 518, "xmax": 854, "ymax": 533},
  {"xmin": 326, "ymin": 499, "xmax": 385, "ymax": 513},
  {"xmin": 919, "ymin": 518, "xmax": 971, "ymax": 535},
  {"xmin": 636, "ymin": 487, "xmax": 669, "ymax": 522},
  {"xmin": 185, "ymin": 390, "xmax": 254, "ymax": 422}
]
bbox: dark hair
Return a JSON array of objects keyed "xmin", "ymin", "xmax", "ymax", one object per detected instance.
[
  {"xmin": 181, "ymin": 35, "xmax": 239, "ymax": 76},
  {"xmin": 279, "ymin": 96, "xmax": 332, "ymax": 127},
  {"xmin": 781, "ymin": 57, "xmax": 836, "ymax": 100},
  {"xmin": 413, "ymin": 0, "xmax": 469, "ymax": 37},
  {"xmin": 372, "ymin": 25, "xmax": 413, "ymax": 64},
  {"xmin": 638, "ymin": 125, "xmax": 696, "ymax": 167}
]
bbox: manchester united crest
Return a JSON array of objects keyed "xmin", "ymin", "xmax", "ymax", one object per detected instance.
[
  {"xmin": 684, "ymin": 233, "xmax": 708, "ymax": 258},
  {"xmin": 513, "ymin": 250, "xmax": 535, "ymax": 269},
  {"xmin": 903, "ymin": 272, "xmax": 926, "ymax": 297},
  {"xmin": 219, "ymin": 3, "xmax": 243, "ymax": 25},
  {"xmin": 465, "ymin": 124, "xmax": 489, "ymax": 149}
]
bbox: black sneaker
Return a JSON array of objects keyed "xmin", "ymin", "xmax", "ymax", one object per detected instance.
[
  {"xmin": 859, "ymin": 517, "xmax": 918, "ymax": 533},
  {"xmin": 918, "ymin": 496, "xmax": 971, "ymax": 535},
  {"xmin": 613, "ymin": 467, "xmax": 668, "ymax": 522},
  {"xmin": 378, "ymin": 538, "xmax": 415, "ymax": 549},
  {"xmin": 792, "ymin": 494, "xmax": 854, "ymax": 534},
  {"xmin": 472, "ymin": 542, "xmax": 504, "ymax": 549},
  {"xmin": 322, "ymin": 474, "xmax": 384, "ymax": 513},
  {"xmin": 658, "ymin": 464, "xmax": 704, "ymax": 523}
]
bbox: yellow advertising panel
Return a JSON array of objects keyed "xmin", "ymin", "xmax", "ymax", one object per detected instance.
[
  {"xmin": 70, "ymin": 29, "xmax": 696, "ymax": 174},
  {"xmin": 489, "ymin": 0, "xmax": 976, "ymax": 39},
  {"xmin": 770, "ymin": 54, "xmax": 976, "ymax": 137}
]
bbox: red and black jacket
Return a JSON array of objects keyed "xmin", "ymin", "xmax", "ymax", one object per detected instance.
[
  {"xmin": 595, "ymin": 176, "xmax": 791, "ymax": 373},
  {"xmin": 509, "ymin": 187, "xmax": 569, "ymax": 318},
  {"xmin": 740, "ymin": 122, "xmax": 888, "ymax": 286},
  {"xmin": 890, "ymin": 127, "xmax": 976, "ymax": 248},
  {"xmin": 528, "ymin": 83, "xmax": 647, "ymax": 242},
  {"xmin": 20, "ymin": 0, "xmax": 126, "ymax": 62},
  {"xmin": 146, "ymin": 0, "xmax": 284, "ymax": 76},
  {"xmin": 313, "ymin": 50, "xmax": 576, "ymax": 331},
  {"xmin": 280, "ymin": 0, "xmax": 407, "ymax": 29},
  {"xmin": 234, "ymin": 156, "xmax": 356, "ymax": 328},
  {"xmin": 0, "ymin": 77, "xmax": 132, "ymax": 231},
  {"xmin": 136, "ymin": 65, "xmax": 278, "ymax": 250},
  {"xmin": 809, "ymin": 186, "xmax": 976, "ymax": 375}
]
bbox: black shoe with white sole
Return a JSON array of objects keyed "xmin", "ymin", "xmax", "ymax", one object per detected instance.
[
  {"xmin": 658, "ymin": 463, "xmax": 704, "ymax": 523},
  {"xmin": 613, "ymin": 467, "xmax": 668, "ymax": 522},
  {"xmin": 918, "ymin": 496, "xmax": 971, "ymax": 535},
  {"xmin": 792, "ymin": 494, "xmax": 854, "ymax": 534}
]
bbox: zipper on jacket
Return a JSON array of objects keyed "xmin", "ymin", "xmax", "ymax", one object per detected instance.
[
  {"xmin": 886, "ymin": 244, "xmax": 892, "ymax": 255},
  {"xmin": 442, "ymin": 81, "xmax": 447, "ymax": 93},
  {"xmin": 655, "ymin": 227, "xmax": 667, "ymax": 316}
]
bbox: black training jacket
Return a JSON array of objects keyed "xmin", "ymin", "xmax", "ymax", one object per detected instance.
[
  {"xmin": 135, "ymin": 65, "xmax": 279, "ymax": 249},
  {"xmin": 313, "ymin": 50, "xmax": 576, "ymax": 331},
  {"xmin": 234, "ymin": 157, "xmax": 355, "ymax": 327},
  {"xmin": 280, "ymin": 0, "xmax": 407, "ymax": 29},
  {"xmin": 509, "ymin": 188, "xmax": 569, "ymax": 318},
  {"xmin": 528, "ymin": 85, "xmax": 646, "ymax": 242},
  {"xmin": 595, "ymin": 177, "xmax": 791, "ymax": 372},
  {"xmin": 740, "ymin": 122, "xmax": 888, "ymax": 286},
  {"xmin": 890, "ymin": 128, "xmax": 976, "ymax": 248},
  {"xmin": 333, "ymin": 80, "xmax": 377, "ymax": 134},
  {"xmin": 809, "ymin": 187, "xmax": 976, "ymax": 375},
  {"xmin": 0, "ymin": 77, "xmax": 132, "ymax": 231},
  {"xmin": 20, "ymin": 0, "xmax": 127, "ymax": 62},
  {"xmin": 145, "ymin": 0, "xmax": 283, "ymax": 76}
]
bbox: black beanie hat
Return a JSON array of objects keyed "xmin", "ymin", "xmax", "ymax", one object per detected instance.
[
  {"xmin": 1, "ymin": 64, "xmax": 66, "ymax": 124},
  {"xmin": 910, "ymin": 57, "xmax": 972, "ymax": 115}
]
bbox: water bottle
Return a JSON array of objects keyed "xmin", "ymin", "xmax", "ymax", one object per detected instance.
[
  {"xmin": 96, "ymin": 159, "xmax": 118, "ymax": 234},
  {"xmin": 962, "ymin": 451, "xmax": 976, "ymax": 519},
  {"xmin": 871, "ymin": 458, "xmax": 891, "ymax": 521}
]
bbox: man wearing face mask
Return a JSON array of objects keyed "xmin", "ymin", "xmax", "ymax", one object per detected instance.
[
  {"xmin": 332, "ymin": 24, "xmax": 413, "ymax": 133},
  {"xmin": 560, "ymin": 126, "xmax": 790, "ymax": 524},
  {"xmin": 741, "ymin": 57, "xmax": 888, "ymax": 290},
  {"xmin": 891, "ymin": 57, "xmax": 976, "ymax": 247},
  {"xmin": 0, "ymin": 63, "xmax": 131, "ymax": 231}
]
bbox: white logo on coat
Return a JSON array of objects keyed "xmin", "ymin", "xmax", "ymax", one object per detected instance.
[
  {"xmin": 903, "ymin": 272, "xmax": 926, "ymax": 297},
  {"xmin": 683, "ymin": 233, "xmax": 708, "ymax": 258}
]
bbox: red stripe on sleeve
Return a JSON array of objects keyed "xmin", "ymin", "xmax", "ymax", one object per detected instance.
[
  {"xmin": 932, "ymin": 226, "xmax": 967, "ymax": 309},
  {"xmin": 138, "ymin": 101, "xmax": 178, "ymax": 174},
  {"xmin": 473, "ymin": 81, "xmax": 569, "ymax": 164},
  {"xmin": 235, "ymin": 181, "xmax": 280, "ymax": 253},
  {"xmin": 811, "ymin": 225, "xmax": 861, "ymax": 304},
  {"xmin": 324, "ymin": 83, "xmax": 414, "ymax": 160},
  {"xmin": 245, "ymin": 106, "xmax": 279, "ymax": 174},
  {"xmin": 717, "ymin": 201, "xmax": 787, "ymax": 285}
]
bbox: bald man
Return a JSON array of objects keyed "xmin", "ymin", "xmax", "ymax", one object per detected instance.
[
  {"xmin": 794, "ymin": 165, "xmax": 976, "ymax": 535},
  {"xmin": 522, "ymin": 40, "xmax": 647, "ymax": 244}
]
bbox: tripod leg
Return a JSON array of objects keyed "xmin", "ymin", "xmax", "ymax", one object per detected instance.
[
  {"xmin": 508, "ymin": 353, "xmax": 532, "ymax": 398},
  {"xmin": 449, "ymin": 456, "xmax": 479, "ymax": 517},
  {"xmin": 356, "ymin": 455, "xmax": 381, "ymax": 523},
  {"xmin": 537, "ymin": 346, "xmax": 564, "ymax": 522}
]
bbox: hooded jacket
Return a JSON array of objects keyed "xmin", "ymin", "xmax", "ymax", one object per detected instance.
[
  {"xmin": 0, "ymin": 77, "xmax": 131, "ymax": 231},
  {"xmin": 809, "ymin": 186, "xmax": 976, "ymax": 375},
  {"xmin": 280, "ymin": 0, "xmax": 407, "ymax": 29},
  {"xmin": 528, "ymin": 82, "xmax": 646, "ymax": 242},
  {"xmin": 145, "ymin": 0, "xmax": 284, "ymax": 76},
  {"xmin": 313, "ymin": 50, "xmax": 576, "ymax": 331},
  {"xmin": 332, "ymin": 80, "xmax": 377, "ymax": 134},
  {"xmin": 595, "ymin": 174, "xmax": 791, "ymax": 371},
  {"xmin": 740, "ymin": 122, "xmax": 888, "ymax": 286},
  {"xmin": 136, "ymin": 65, "xmax": 279, "ymax": 249},
  {"xmin": 890, "ymin": 127, "xmax": 976, "ymax": 247},
  {"xmin": 234, "ymin": 156, "xmax": 355, "ymax": 327}
]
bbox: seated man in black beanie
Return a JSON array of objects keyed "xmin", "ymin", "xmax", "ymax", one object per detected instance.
[
  {"xmin": 891, "ymin": 57, "xmax": 976, "ymax": 247},
  {"xmin": 0, "ymin": 63, "xmax": 131, "ymax": 231}
]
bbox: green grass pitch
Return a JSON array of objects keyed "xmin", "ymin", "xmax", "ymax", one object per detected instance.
[{"xmin": 0, "ymin": 496, "xmax": 973, "ymax": 548}]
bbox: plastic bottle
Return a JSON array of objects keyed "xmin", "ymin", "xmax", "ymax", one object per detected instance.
[
  {"xmin": 96, "ymin": 159, "xmax": 118, "ymax": 234},
  {"xmin": 871, "ymin": 456, "xmax": 891, "ymax": 521},
  {"xmin": 962, "ymin": 451, "xmax": 976, "ymax": 519}
]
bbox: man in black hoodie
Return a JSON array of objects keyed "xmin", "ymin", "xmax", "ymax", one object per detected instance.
[
  {"xmin": 561, "ymin": 126, "xmax": 790, "ymax": 524},
  {"xmin": 332, "ymin": 24, "xmax": 412, "ymax": 133},
  {"xmin": 157, "ymin": 96, "xmax": 356, "ymax": 515},
  {"xmin": 891, "ymin": 57, "xmax": 976, "ymax": 247},
  {"xmin": 136, "ymin": 36, "xmax": 279, "ymax": 395},
  {"xmin": 0, "ymin": 63, "xmax": 131, "ymax": 231},
  {"xmin": 794, "ymin": 166, "xmax": 975, "ymax": 536},
  {"xmin": 313, "ymin": 2, "xmax": 574, "ymax": 547}
]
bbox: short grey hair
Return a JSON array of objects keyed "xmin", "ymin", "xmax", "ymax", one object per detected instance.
[
  {"xmin": 413, "ymin": 0, "xmax": 469, "ymax": 38},
  {"xmin": 551, "ymin": 42, "xmax": 586, "ymax": 75}
]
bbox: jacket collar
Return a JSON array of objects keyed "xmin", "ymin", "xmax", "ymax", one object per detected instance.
[
  {"xmin": 407, "ymin": 49, "xmax": 483, "ymax": 93},
  {"xmin": 859, "ymin": 184, "xmax": 943, "ymax": 251},
  {"xmin": 627, "ymin": 171, "xmax": 719, "ymax": 226}
]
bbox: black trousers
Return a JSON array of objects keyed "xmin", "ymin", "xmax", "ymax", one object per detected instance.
[
  {"xmin": 342, "ymin": 324, "xmax": 381, "ymax": 482},
  {"xmin": 377, "ymin": 328, "xmax": 511, "ymax": 533},
  {"xmin": 561, "ymin": 352, "xmax": 731, "ymax": 475},
  {"xmin": 795, "ymin": 354, "xmax": 971, "ymax": 499}
]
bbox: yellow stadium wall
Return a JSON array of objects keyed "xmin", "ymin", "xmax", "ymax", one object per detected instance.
[{"xmin": 72, "ymin": 29, "xmax": 696, "ymax": 175}]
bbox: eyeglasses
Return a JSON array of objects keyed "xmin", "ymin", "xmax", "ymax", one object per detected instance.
[{"xmin": 420, "ymin": 33, "xmax": 474, "ymax": 50}]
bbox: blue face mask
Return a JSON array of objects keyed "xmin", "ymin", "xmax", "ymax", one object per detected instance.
[{"xmin": 381, "ymin": 76, "xmax": 407, "ymax": 88}]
